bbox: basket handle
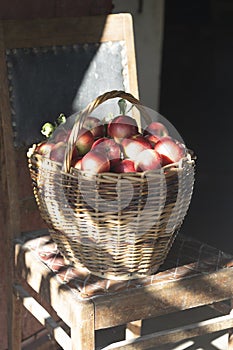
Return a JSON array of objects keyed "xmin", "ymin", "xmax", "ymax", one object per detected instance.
[{"xmin": 62, "ymin": 90, "xmax": 151, "ymax": 173}]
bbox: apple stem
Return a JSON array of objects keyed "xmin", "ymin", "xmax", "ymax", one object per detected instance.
[{"xmin": 118, "ymin": 99, "xmax": 127, "ymax": 115}]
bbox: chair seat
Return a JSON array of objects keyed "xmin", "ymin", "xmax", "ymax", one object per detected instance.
[
  {"xmin": 14, "ymin": 230, "xmax": 233, "ymax": 349},
  {"xmin": 16, "ymin": 230, "xmax": 233, "ymax": 300}
]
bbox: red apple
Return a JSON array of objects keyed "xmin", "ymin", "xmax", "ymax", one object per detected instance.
[
  {"xmin": 50, "ymin": 141, "xmax": 66, "ymax": 163},
  {"xmin": 53, "ymin": 129, "xmax": 71, "ymax": 143},
  {"xmin": 81, "ymin": 151, "xmax": 110, "ymax": 173},
  {"xmin": 72, "ymin": 157, "xmax": 82, "ymax": 170},
  {"xmin": 154, "ymin": 137, "xmax": 186, "ymax": 166},
  {"xmin": 75, "ymin": 128, "xmax": 94, "ymax": 156},
  {"xmin": 71, "ymin": 145, "xmax": 82, "ymax": 168},
  {"xmin": 134, "ymin": 149, "xmax": 162, "ymax": 172},
  {"xmin": 91, "ymin": 137, "xmax": 121, "ymax": 166},
  {"xmin": 83, "ymin": 116, "xmax": 105, "ymax": 139},
  {"xmin": 112, "ymin": 159, "xmax": 136, "ymax": 173},
  {"xmin": 71, "ymin": 145, "xmax": 79, "ymax": 160},
  {"xmin": 107, "ymin": 115, "xmax": 138, "ymax": 143},
  {"xmin": 121, "ymin": 134, "xmax": 152, "ymax": 161},
  {"xmin": 145, "ymin": 134, "xmax": 161, "ymax": 147},
  {"xmin": 144, "ymin": 121, "xmax": 168, "ymax": 137},
  {"xmin": 35, "ymin": 142, "xmax": 54, "ymax": 158}
]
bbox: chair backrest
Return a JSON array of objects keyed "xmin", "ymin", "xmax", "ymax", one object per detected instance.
[
  {"xmin": 0, "ymin": 13, "xmax": 138, "ymax": 238},
  {"xmin": 0, "ymin": 14, "xmax": 138, "ymax": 349}
]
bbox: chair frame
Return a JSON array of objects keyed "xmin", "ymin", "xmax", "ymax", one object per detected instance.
[{"xmin": 0, "ymin": 14, "xmax": 138, "ymax": 349}]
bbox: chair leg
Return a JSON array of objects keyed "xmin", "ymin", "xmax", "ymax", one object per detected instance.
[
  {"xmin": 8, "ymin": 288, "xmax": 22, "ymax": 350},
  {"xmin": 70, "ymin": 301, "xmax": 95, "ymax": 350},
  {"xmin": 229, "ymin": 330, "xmax": 233, "ymax": 349},
  {"xmin": 229, "ymin": 300, "xmax": 233, "ymax": 350},
  {"xmin": 125, "ymin": 320, "xmax": 142, "ymax": 339}
]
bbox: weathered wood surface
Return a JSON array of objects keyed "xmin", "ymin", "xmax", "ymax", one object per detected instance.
[
  {"xmin": 0, "ymin": 21, "xmax": 22, "ymax": 350},
  {"xmin": 125, "ymin": 320, "xmax": 142, "ymax": 340},
  {"xmin": 102, "ymin": 314, "xmax": 233, "ymax": 350},
  {"xmin": 16, "ymin": 231, "xmax": 233, "ymax": 337},
  {"xmin": 94, "ymin": 267, "xmax": 233, "ymax": 329},
  {"xmin": 16, "ymin": 241, "xmax": 96, "ymax": 349},
  {"xmin": 14, "ymin": 284, "xmax": 72, "ymax": 350},
  {"xmin": 228, "ymin": 299, "xmax": 233, "ymax": 350}
]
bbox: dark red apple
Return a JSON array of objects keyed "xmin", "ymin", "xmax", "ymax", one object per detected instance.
[
  {"xmin": 35, "ymin": 142, "xmax": 54, "ymax": 158},
  {"xmin": 81, "ymin": 151, "xmax": 110, "ymax": 173},
  {"xmin": 154, "ymin": 137, "xmax": 186, "ymax": 166},
  {"xmin": 71, "ymin": 145, "xmax": 79, "ymax": 160},
  {"xmin": 75, "ymin": 128, "xmax": 94, "ymax": 156},
  {"xmin": 50, "ymin": 141, "xmax": 66, "ymax": 163},
  {"xmin": 72, "ymin": 157, "xmax": 82, "ymax": 170},
  {"xmin": 121, "ymin": 134, "xmax": 152, "ymax": 161},
  {"xmin": 91, "ymin": 137, "xmax": 121, "ymax": 166},
  {"xmin": 145, "ymin": 134, "xmax": 161, "ymax": 147},
  {"xmin": 134, "ymin": 149, "xmax": 162, "ymax": 172},
  {"xmin": 83, "ymin": 116, "xmax": 105, "ymax": 139},
  {"xmin": 107, "ymin": 115, "xmax": 138, "ymax": 143},
  {"xmin": 111, "ymin": 159, "xmax": 136, "ymax": 173},
  {"xmin": 144, "ymin": 122, "xmax": 168, "ymax": 137},
  {"xmin": 71, "ymin": 145, "xmax": 82, "ymax": 167},
  {"xmin": 53, "ymin": 129, "xmax": 71, "ymax": 143}
]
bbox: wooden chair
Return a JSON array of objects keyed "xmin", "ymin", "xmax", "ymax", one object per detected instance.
[
  {"xmin": 1, "ymin": 14, "xmax": 233, "ymax": 350},
  {"xmin": 14, "ymin": 229, "xmax": 233, "ymax": 349}
]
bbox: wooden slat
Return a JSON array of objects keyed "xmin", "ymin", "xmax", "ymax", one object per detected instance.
[
  {"xmin": 14, "ymin": 284, "xmax": 72, "ymax": 350},
  {"xmin": 102, "ymin": 313, "xmax": 233, "ymax": 350},
  {"xmin": 0, "ymin": 20, "xmax": 21, "ymax": 237},
  {"xmin": 121, "ymin": 14, "xmax": 138, "ymax": 99},
  {"xmin": 209, "ymin": 301, "xmax": 231, "ymax": 315},
  {"xmin": 3, "ymin": 15, "xmax": 118, "ymax": 46},
  {"xmin": 125, "ymin": 320, "xmax": 142, "ymax": 339},
  {"xmin": 94, "ymin": 267, "xmax": 233, "ymax": 329},
  {"xmin": 3, "ymin": 14, "xmax": 129, "ymax": 46},
  {"xmin": 0, "ymin": 21, "xmax": 22, "ymax": 350}
]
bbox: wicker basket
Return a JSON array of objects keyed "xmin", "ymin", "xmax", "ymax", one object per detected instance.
[{"xmin": 28, "ymin": 90, "xmax": 195, "ymax": 280}]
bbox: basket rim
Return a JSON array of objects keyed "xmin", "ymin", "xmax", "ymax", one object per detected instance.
[{"xmin": 28, "ymin": 144, "xmax": 195, "ymax": 178}]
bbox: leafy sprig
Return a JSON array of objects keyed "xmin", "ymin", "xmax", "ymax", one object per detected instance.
[{"xmin": 41, "ymin": 113, "xmax": 66, "ymax": 138}]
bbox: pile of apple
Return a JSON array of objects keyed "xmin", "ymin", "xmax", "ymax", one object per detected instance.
[{"xmin": 35, "ymin": 105, "xmax": 187, "ymax": 174}]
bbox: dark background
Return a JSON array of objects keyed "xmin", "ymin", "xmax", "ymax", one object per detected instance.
[{"xmin": 160, "ymin": 0, "xmax": 233, "ymax": 253}]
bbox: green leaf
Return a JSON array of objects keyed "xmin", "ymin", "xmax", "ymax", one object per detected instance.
[
  {"xmin": 57, "ymin": 113, "xmax": 66, "ymax": 125},
  {"xmin": 41, "ymin": 122, "xmax": 55, "ymax": 138}
]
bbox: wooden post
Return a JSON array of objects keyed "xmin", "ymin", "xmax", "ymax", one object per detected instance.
[
  {"xmin": 70, "ymin": 302, "xmax": 95, "ymax": 350},
  {"xmin": 0, "ymin": 22, "xmax": 22, "ymax": 350}
]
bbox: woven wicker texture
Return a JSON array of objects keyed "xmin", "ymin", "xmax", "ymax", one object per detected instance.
[{"xmin": 28, "ymin": 90, "xmax": 195, "ymax": 280}]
